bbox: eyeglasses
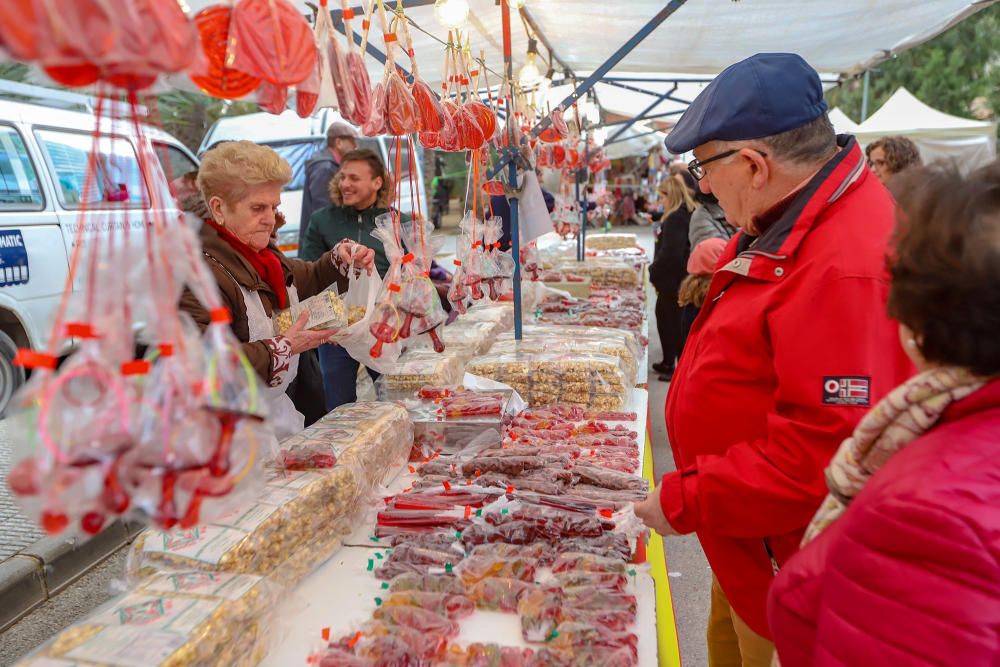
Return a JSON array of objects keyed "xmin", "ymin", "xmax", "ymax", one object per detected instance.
[{"xmin": 688, "ymin": 148, "xmax": 768, "ymax": 181}]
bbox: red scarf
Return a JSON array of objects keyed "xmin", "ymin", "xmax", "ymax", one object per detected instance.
[{"xmin": 206, "ymin": 218, "xmax": 288, "ymax": 308}]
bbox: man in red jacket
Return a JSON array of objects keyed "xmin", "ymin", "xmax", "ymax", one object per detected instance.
[{"xmin": 633, "ymin": 53, "xmax": 913, "ymax": 666}]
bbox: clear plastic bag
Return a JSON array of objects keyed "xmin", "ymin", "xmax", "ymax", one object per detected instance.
[
  {"xmin": 13, "ymin": 570, "xmax": 277, "ymax": 667},
  {"xmin": 229, "ymin": 0, "xmax": 317, "ymax": 86},
  {"xmin": 189, "ymin": 4, "xmax": 263, "ymax": 99}
]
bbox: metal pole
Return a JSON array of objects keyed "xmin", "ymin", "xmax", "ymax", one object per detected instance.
[
  {"xmin": 500, "ymin": 0, "xmax": 523, "ymax": 340},
  {"xmin": 860, "ymin": 69, "xmax": 871, "ymax": 122},
  {"xmin": 606, "ymin": 84, "xmax": 677, "ymax": 144},
  {"xmin": 579, "ymin": 141, "xmax": 590, "ymax": 262}
]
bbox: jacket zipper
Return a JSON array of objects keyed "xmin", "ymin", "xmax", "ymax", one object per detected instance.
[{"xmin": 763, "ymin": 539, "xmax": 780, "ymax": 576}]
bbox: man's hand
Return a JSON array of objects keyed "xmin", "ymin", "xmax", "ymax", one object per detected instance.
[
  {"xmin": 283, "ymin": 311, "xmax": 337, "ymax": 355},
  {"xmin": 335, "ymin": 240, "xmax": 375, "ymax": 275},
  {"xmin": 633, "ymin": 483, "xmax": 679, "ymax": 537}
]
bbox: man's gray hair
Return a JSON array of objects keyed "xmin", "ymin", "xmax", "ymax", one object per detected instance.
[{"xmin": 737, "ymin": 113, "xmax": 837, "ymax": 166}]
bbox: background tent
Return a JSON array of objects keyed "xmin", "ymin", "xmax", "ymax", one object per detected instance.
[
  {"xmin": 829, "ymin": 107, "xmax": 860, "ymax": 134},
  {"xmin": 854, "ymin": 87, "xmax": 997, "ymax": 171}
]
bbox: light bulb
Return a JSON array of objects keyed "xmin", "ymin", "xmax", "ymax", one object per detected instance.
[
  {"xmin": 593, "ymin": 128, "xmax": 607, "ymax": 146},
  {"xmin": 433, "ymin": 0, "xmax": 469, "ymax": 28},
  {"xmin": 512, "ymin": 0, "xmax": 528, "ymax": 7},
  {"xmin": 518, "ymin": 52, "xmax": 541, "ymax": 87}
]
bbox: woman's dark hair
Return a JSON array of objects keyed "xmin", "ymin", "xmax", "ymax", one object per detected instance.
[{"xmin": 888, "ymin": 161, "xmax": 1000, "ymax": 375}]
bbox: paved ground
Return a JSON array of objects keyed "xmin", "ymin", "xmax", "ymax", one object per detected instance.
[
  {"xmin": 0, "ymin": 224, "xmax": 711, "ymax": 666},
  {"xmin": 0, "ymin": 421, "xmax": 44, "ymax": 562}
]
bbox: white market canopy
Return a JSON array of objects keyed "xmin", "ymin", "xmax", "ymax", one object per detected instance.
[
  {"xmin": 829, "ymin": 107, "xmax": 861, "ymax": 135},
  {"xmin": 854, "ymin": 87, "xmax": 997, "ymax": 169},
  {"xmin": 176, "ymin": 1, "xmax": 997, "ymax": 93}
]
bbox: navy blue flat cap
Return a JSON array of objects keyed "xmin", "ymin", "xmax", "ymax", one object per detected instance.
[{"xmin": 664, "ymin": 53, "xmax": 828, "ymax": 154}]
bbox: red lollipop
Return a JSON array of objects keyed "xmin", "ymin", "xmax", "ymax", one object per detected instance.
[
  {"xmin": 229, "ymin": 0, "xmax": 317, "ymax": 86},
  {"xmin": 189, "ymin": 5, "xmax": 262, "ymax": 100},
  {"xmin": 465, "ymin": 101, "xmax": 497, "ymax": 139},
  {"xmin": 412, "ymin": 80, "xmax": 445, "ymax": 133}
]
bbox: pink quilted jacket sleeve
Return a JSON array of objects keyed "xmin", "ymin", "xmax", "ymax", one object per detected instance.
[{"xmin": 769, "ymin": 484, "xmax": 1000, "ymax": 666}]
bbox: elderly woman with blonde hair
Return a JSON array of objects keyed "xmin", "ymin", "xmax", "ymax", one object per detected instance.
[{"xmin": 179, "ymin": 140, "xmax": 375, "ymax": 436}]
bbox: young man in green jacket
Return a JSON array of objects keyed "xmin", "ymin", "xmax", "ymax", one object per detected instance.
[{"xmin": 300, "ymin": 148, "xmax": 409, "ymax": 408}]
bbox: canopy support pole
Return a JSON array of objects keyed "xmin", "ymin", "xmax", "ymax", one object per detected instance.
[
  {"xmin": 595, "ymin": 108, "xmax": 686, "ymax": 129},
  {"xmin": 603, "ymin": 127, "xmax": 664, "ymax": 146},
  {"xmin": 606, "ymin": 84, "xmax": 677, "ymax": 143},
  {"xmin": 500, "ymin": 0, "xmax": 523, "ymax": 341}
]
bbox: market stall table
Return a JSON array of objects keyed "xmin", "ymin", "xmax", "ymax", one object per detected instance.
[{"xmin": 258, "ymin": 388, "xmax": 680, "ymax": 667}]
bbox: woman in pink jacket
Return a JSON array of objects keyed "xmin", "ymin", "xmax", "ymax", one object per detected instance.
[{"xmin": 768, "ymin": 161, "xmax": 1000, "ymax": 666}]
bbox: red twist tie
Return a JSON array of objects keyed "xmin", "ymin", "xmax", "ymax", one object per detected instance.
[
  {"xmin": 408, "ymin": 465, "xmax": 416, "ymax": 474},
  {"xmin": 408, "ymin": 48, "xmax": 415, "ymax": 58},
  {"xmin": 347, "ymin": 631, "xmax": 362, "ymax": 649},
  {"xmin": 121, "ymin": 360, "xmax": 151, "ymax": 376},
  {"xmin": 210, "ymin": 307, "xmax": 232, "ymax": 324},
  {"xmin": 384, "ymin": 33, "xmax": 397, "ymax": 42},
  {"xmin": 464, "ymin": 505, "xmax": 472, "ymax": 519},
  {"xmin": 453, "ymin": 259, "xmax": 462, "ymax": 266},
  {"xmin": 65, "ymin": 322, "xmax": 98, "ymax": 339},
  {"xmin": 470, "ymin": 69, "xmax": 479, "ymax": 77},
  {"xmin": 442, "ymin": 480, "xmax": 452, "ymax": 491},
  {"xmin": 13, "ymin": 349, "xmax": 57, "ymax": 370},
  {"xmin": 402, "ymin": 253, "xmax": 415, "ymax": 263},
  {"xmin": 599, "ymin": 508, "xmax": 613, "ymax": 519},
  {"xmin": 506, "ymin": 485, "xmax": 514, "ymax": 494},
  {"xmin": 342, "ymin": 8, "xmax": 355, "ymax": 18},
  {"xmin": 388, "ymin": 283, "xmax": 401, "ymax": 292},
  {"xmin": 362, "ymin": 19, "xmax": 370, "ymax": 29},
  {"xmin": 321, "ymin": 627, "xmax": 331, "ymax": 641},
  {"xmin": 159, "ymin": 343, "xmax": 174, "ymax": 357}
]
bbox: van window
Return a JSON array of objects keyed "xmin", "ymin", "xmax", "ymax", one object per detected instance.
[
  {"xmin": 153, "ymin": 142, "xmax": 198, "ymax": 182},
  {"xmin": 0, "ymin": 126, "xmax": 44, "ymax": 211},
  {"xmin": 34, "ymin": 129, "xmax": 148, "ymax": 208}
]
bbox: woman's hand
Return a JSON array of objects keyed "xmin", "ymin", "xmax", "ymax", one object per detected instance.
[
  {"xmin": 633, "ymin": 484, "xmax": 679, "ymax": 537},
  {"xmin": 334, "ymin": 240, "xmax": 376, "ymax": 275},
  {"xmin": 282, "ymin": 311, "xmax": 336, "ymax": 355}
]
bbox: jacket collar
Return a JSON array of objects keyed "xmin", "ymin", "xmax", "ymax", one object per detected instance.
[
  {"xmin": 939, "ymin": 377, "xmax": 1000, "ymax": 425},
  {"xmin": 718, "ymin": 135, "xmax": 867, "ymax": 281}
]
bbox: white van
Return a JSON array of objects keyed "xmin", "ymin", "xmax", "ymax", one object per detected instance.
[
  {"xmin": 0, "ymin": 82, "xmax": 198, "ymax": 414},
  {"xmin": 200, "ymin": 109, "xmax": 429, "ymax": 258}
]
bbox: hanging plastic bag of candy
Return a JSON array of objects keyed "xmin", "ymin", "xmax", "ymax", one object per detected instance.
[
  {"xmin": 345, "ymin": 0, "xmax": 376, "ymax": 126},
  {"xmin": 366, "ymin": 0, "xmax": 417, "ymax": 136},
  {"xmin": 462, "ymin": 44, "xmax": 497, "ymax": 142},
  {"xmin": 329, "ymin": 246, "xmax": 398, "ymax": 371},
  {"xmin": 189, "ymin": 4, "xmax": 262, "ymax": 100},
  {"xmin": 309, "ymin": 0, "xmax": 342, "ymax": 111},
  {"xmin": 447, "ymin": 212, "xmax": 483, "ymax": 314},
  {"xmin": 229, "ymin": 0, "xmax": 317, "ymax": 87},
  {"xmin": 396, "ymin": 215, "xmax": 447, "ymax": 352},
  {"xmin": 396, "ymin": 3, "xmax": 444, "ymax": 133},
  {"xmin": 258, "ymin": 80, "xmax": 289, "ymax": 114},
  {"xmin": 482, "ymin": 216, "xmax": 515, "ymax": 300},
  {"xmin": 369, "ymin": 212, "xmax": 406, "ymax": 359},
  {"xmin": 100, "ymin": 0, "xmax": 199, "ymax": 91},
  {"xmin": 539, "ymin": 107, "xmax": 570, "ymax": 144}
]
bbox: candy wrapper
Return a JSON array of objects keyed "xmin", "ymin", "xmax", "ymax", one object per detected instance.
[
  {"xmin": 377, "ymin": 349, "xmax": 465, "ymax": 399},
  {"xmin": 273, "ymin": 286, "xmax": 347, "ymax": 335},
  {"xmin": 468, "ymin": 577, "xmax": 535, "ymax": 612},
  {"xmin": 448, "ymin": 212, "xmax": 487, "ymax": 313},
  {"xmin": 13, "ymin": 570, "xmax": 276, "ymax": 667},
  {"xmin": 129, "ymin": 466, "xmax": 358, "ymax": 587},
  {"xmin": 455, "ymin": 553, "xmax": 538, "ymax": 586},
  {"xmin": 517, "ymin": 587, "xmax": 564, "ymax": 642},
  {"xmin": 555, "ymin": 259, "xmax": 640, "ymax": 288},
  {"xmin": 466, "ymin": 352, "xmax": 628, "ymax": 409},
  {"xmin": 482, "ymin": 216, "xmax": 515, "ymax": 300},
  {"xmin": 585, "ymin": 233, "xmax": 638, "ymax": 251},
  {"xmin": 389, "ymin": 573, "xmax": 466, "ymax": 596},
  {"xmin": 440, "ymin": 643, "xmax": 534, "ymax": 666},
  {"xmin": 380, "ymin": 591, "xmax": 475, "ymax": 620}
]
